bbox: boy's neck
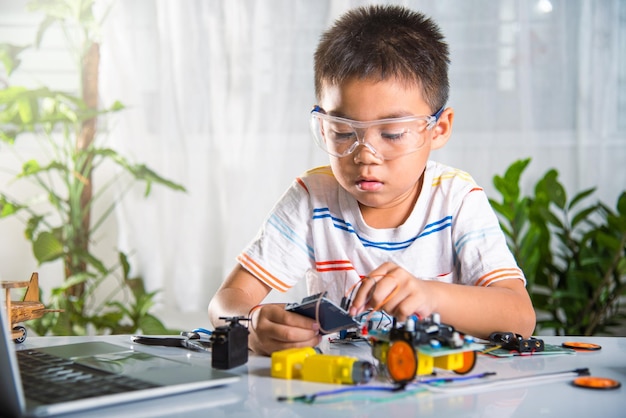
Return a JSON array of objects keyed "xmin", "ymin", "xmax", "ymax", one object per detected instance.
[{"xmin": 359, "ymin": 173, "xmax": 424, "ymax": 229}]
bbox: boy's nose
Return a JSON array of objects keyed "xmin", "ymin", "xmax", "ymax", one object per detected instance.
[{"xmin": 352, "ymin": 142, "xmax": 383, "ymax": 164}]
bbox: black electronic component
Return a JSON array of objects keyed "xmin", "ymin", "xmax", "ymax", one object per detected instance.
[
  {"xmin": 210, "ymin": 316, "xmax": 250, "ymax": 369},
  {"xmin": 285, "ymin": 292, "xmax": 360, "ymax": 334},
  {"xmin": 388, "ymin": 315, "xmax": 465, "ymax": 349},
  {"xmin": 489, "ymin": 332, "xmax": 544, "ymax": 353}
]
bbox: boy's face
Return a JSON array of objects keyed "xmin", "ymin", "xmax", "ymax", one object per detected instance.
[{"xmin": 318, "ymin": 77, "xmax": 452, "ymax": 223}]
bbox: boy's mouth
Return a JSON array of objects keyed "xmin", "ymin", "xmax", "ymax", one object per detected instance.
[{"xmin": 356, "ymin": 178, "xmax": 383, "ymax": 191}]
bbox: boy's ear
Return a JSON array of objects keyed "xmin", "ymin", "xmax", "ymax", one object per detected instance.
[{"xmin": 429, "ymin": 107, "xmax": 454, "ymax": 150}]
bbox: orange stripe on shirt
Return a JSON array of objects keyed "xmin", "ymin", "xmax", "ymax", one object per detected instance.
[
  {"xmin": 237, "ymin": 254, "xmax": 290, "ymax": 292},
  {"xmin": 316, "ymin": 266, "xmax": 355, "ymax": 272},
  {"xmin": 475, "ymin": 268, "xmax": 524, "ymax": 287},
  {"xmin": 315, "ymin": 260, "xmax": 354, "ymax": 272},
  {"xmin": 316, "ymin": 260, "xmax": 352, "ymax": 266},
  {"xmin": 296, "ymin": 177, "xmax": 309, "ymax": 193}
]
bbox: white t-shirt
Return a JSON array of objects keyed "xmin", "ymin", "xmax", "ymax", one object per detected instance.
[{"xmin": 238, "ymin": 161, "xmax": 525, "ymax": 304}]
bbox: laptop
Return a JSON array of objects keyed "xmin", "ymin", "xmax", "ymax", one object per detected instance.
[{"xmin": 0, "ymin": 306, "xmax": 240, "ymax": 417}]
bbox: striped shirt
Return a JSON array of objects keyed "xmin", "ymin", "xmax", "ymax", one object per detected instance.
[{"xmin": 238, "ymin": 160, "xmax": 525, "ymax": 304}]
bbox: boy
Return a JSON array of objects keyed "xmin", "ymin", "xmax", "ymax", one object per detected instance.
[{"xmin": 208, "ymin": 5, "xmax": 535, "ymax": 356}]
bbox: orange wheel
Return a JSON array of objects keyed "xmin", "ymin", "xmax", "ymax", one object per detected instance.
[
  {"xmin": 387, "ymin": 340, "xmax": 417, "ymax": 383},
  {"xmin": 453, "ymin": 350, "xmax": 477, "ymax": 374}
]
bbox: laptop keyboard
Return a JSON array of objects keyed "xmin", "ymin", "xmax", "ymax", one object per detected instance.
[{"xmin": 17, "ymin": 349, "xmax": 159, "ymax": 405}]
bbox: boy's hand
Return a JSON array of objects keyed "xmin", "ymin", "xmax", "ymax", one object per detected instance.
[
  {"xmin": 348, "ymin": 262, "xmax": 436, "ymax": 321},
  {"xmin": 248, "ymin": 303, "xmax": 322, "ymax": 356}
]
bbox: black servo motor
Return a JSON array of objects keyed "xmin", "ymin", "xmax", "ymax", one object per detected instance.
[{"xmin": 210, "ymin": 316, "xmax": 250, "ymax": 369}]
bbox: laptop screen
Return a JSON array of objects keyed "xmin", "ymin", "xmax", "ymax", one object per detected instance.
[{"xmin": 0, "ymin": 305, "xmax": 28, "ymax": 417}]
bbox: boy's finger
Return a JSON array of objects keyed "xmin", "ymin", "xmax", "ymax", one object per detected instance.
[{"xmin": 349, "ymin": 275, "xmax": 381, "ymax": 314}]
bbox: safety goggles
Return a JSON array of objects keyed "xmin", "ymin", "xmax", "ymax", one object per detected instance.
[{"xmin": 310, "ymin": 105, "xmax": 444, "ymax": 160}]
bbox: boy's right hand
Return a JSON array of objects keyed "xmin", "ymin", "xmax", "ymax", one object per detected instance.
[{"xmin": 248, "ymin": 304, "xmax": 322, "ymax": 356}]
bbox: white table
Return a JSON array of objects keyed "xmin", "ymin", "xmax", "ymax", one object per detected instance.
[{"xmin": 18, "ymin": 334, "xmax": 626, "ymax": 417}]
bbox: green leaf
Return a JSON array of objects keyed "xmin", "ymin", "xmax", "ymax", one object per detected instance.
[
  {"xmin": 617, "ymin": 192, "xmax": 626, "ymax": 216},
  {"xmin": 106, "ymin": 301, "xmax": 131, "ymax": 318},
  {"xmin": 110, "ymin": 100, "xmax": 125, "ymax": 111},
  {"xmin": 492, "ymin": 159, "xmax": 530, "ymax": 203},
  {"xmin": 568, "ymin": 188, "xmax": 596, "ymax": 211},
  {"xmin": 0, "ymin": 128, "xmax": 18, "ymax": 144},
  {"xmin": 503, "ymin": 158, "xmax": 530, "ymax": 190},
  {"xmin": 618, "ymin": 270, "xmax": 626, "ymax": 289},
  {"xmin": 56, "ymin": 273, "xmax": 91, "ymax": 291},
  {"xmin": 92, "ymin": 310, "xmax": 127, "ymax": 332},
  {"xmin": 536, "ymin": 170, "xmax": 567, "ymax": 209},
  {"xmin": 17, "ymin": 96, "xmax": 35, "ymax": 124},
  {"xmin": 571, "ymin": 205, "xmax": 599, "ymax": 229},
  {"xmin": 606, "ymin": 213, "xmax": 626, "ymax": 233},
  {"xmin": 126, "ymin": 277, "xmax": 148, "ymax": 301},
  {"xmin": 0, "ymin": 196, "xmax": 25, "ymax": 217},
  {"xmin": 21, "ymin": 159, "xmax": 42, "ymax": 175},
  {"xmin": 32, "ymin": 231, "xmax": 64, "ymax": 263},
  {"xmin": 69, "ymin": 247, "xmax": 108, "ymax": 275},
  {"xmin": 596, "ymin": 231, "xmax": 622, "ymax": 251},
  {"xmin": 492, "ymin": 175, "xmax": 508, "ymax": 199},
  {"xmin": 0, "ymin": 43, "xmax": 29, "ymax": 76},
  {"xmin": 119, "ymin": 251, "xmax": 131, "ymax": 279},
  {"xmin": 95, "ymin": 149, "xmax": 186, "ymax": 195},
  {"xmin": 138, "ymin": 314, "xmax": 170, "ymax": 335}
]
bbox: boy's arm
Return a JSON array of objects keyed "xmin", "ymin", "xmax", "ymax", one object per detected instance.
[
  {"xmin": 421, "ymin": 278, "xmax": 536, "ymax": 339},
  {"xmin": 208, "ymin": 264, "xmax": 322, "ymax": 355},
  {"xmin": 208, "ymin": 264, "xmax": 272, "ymax": 327},
  {"xmin": 349, "ymin": 263, "xmax": 536, "ymax": 339}
]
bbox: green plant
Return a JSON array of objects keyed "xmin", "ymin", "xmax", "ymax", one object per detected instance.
[
  {"xmin": 0, "ymin": 0, "xmax": 185, "ymax": 335},
  {"xmin": 490, "ymin": 158, "xmax": 626, "ymax": 335}
]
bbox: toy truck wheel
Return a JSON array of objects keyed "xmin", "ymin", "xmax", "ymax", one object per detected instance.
[
  {"xmin": 453, "ymin": 350, "xmax": 477, "ymax": 374},
  {"xmin": 13, "ymin": 325, "xmax": 27, "ymax": 344},
  {"xmin": 387, "ymin": 340, "xmax": 417, "ymax": 383}
]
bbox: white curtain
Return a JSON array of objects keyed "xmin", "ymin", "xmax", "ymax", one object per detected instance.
[{"xmin": 98, "ymin": 0, "xmax": 626, "ymax": 316}]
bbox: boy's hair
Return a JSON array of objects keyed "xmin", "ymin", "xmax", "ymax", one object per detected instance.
[{"xmin": 314, "ymin": 5, "xmax": 450, "ymax": 113}]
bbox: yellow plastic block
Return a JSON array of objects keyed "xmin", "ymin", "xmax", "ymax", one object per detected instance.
[
  {"xmin": 301, "ymin": 354, "xmax": 358, "ymax": 384},
  {"xmin": 271, "ymin": 347, "xmax": 318, "ymax": 379},
  {"xmin": 416, "ymin": 353, "xmax": 435, "ymax": 376},
  {"xmin": 433, "ymin": 352, "xmax": 464, "ymax": 371},
  {"xmin": 371, "ymin": 340, "xmax": 389, "ymax": 364}
]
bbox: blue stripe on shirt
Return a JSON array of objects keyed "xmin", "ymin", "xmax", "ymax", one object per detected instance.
[
  {"xmin": 268, "ymin": 213, "xmax": 315, "ymax": 259},
  {"xmin": 455, "ymin": 225, "xmax": 502, "ymax": 254},
  {"xmin": 312, "ymin": 208, "xmax": 452, "ymax": 251}
]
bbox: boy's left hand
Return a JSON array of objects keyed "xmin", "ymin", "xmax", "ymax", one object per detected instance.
[{"xmin": 348, "ymin": 262, "xmax": 435, "ymax": 320}]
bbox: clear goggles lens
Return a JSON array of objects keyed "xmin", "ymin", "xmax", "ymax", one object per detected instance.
[{"xmin": 309, "ymin": 108, "xmax": 440, "ymax": 160}]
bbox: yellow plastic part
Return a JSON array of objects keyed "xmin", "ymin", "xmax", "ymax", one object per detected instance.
[
  {"xmin": 300, "ymin": 354, "xmax": 358, "ymax": 384},
  {"xmin": 271, "ymin": 347, "xmax": 318, "ymax": 379},
  {"xmin": 416, "ymin": 353, "xmax": 435, "ymax": 376},
  {"xmin": 371, "ymin": 340, "xmax": 389, "ymax": 365},
  {"xmin": 433, "ymin": 352, "xmax": 465, "ymax": 371}
]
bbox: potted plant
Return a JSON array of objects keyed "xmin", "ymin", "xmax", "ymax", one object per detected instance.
[
  {"xmin": 0, "ymin": 0, "xmax": 185, "ymax": 335},
  {"xmin": 490, "ymin": 158, "xmax": 626, "ymax": 335}
]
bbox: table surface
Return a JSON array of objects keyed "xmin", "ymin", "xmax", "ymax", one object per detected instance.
[{"xmin": 16, "ymin": 334, "xmax": 626, "ymax": 418}]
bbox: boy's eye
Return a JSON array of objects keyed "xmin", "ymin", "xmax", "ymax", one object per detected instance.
[
  {"xmin": 328, "ymin": 126, "xmax": 356, "ymax": 142},
  {"xmin": 381, "ymin": 131, "xmax": 407, "ymax": 141},
  {"xmin": 331, "ymin": 133, "xmax": 356, "ymax": 143},
  {"xmin": 380, "ymin": 128, "xmax": 410, "ymax": 141}
]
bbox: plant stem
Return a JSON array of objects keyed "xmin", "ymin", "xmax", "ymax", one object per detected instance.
[{"xmin": 66, "ymin": 40, "xmax": 99, "ymax": 298}]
